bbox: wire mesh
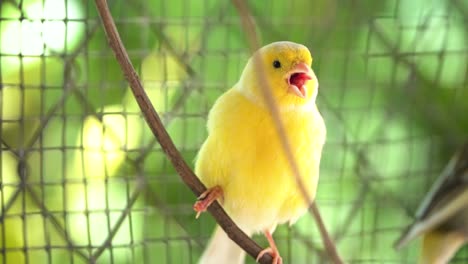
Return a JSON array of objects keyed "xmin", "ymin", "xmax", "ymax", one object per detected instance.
[{"xmin": 1, "ymin": 0, "xmax": 467, "ymax": 263}]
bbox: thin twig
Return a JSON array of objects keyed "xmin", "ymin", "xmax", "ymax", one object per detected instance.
[
  {"xmin": 93, "ymin": 0, "xmax": 273, "ymax": 263},
  {"xmin": 230, "ymin": 0, "xmax": 344, "ymax": 263}
]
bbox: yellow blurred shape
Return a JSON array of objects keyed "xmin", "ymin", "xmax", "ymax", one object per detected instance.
[
  {"xmin": 77, "ymin": 105, "xmax": 142, "ymax": 180},
  {"xmin": 80, "ymin": 113, "xmax": 124, "ymax": 179}
]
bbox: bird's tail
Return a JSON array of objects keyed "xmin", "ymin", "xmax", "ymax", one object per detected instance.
[{"xmin": 198, "ymin": 226, "xmax": 249, "ymax": 264}]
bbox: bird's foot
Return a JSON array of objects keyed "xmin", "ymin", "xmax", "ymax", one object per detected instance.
[
  {"xmin": 256, "ymin": 247, "xmax": 282, "ymax": 264},
  {"xmin": 256, "ymin": 230, "xmax": 282, "ymax": 264},
  {"xmin": 193, "ymin": 186, "xmax": 223, "ymax": 218}
]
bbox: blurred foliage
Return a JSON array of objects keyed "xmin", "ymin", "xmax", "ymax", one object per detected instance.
[{"xmin": 0, "ymin": 0, "xmax": 467, "ymax": 263}]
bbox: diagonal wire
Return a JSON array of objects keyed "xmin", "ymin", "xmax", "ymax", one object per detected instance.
[
  {"xmin": 90, "ymin": 178, "xmax": 144, "ymax": 261},
  {"xmin": 143, "ymin": 181, "xmax": 206, "ymax": 248},
  {"xmin": 369, "ymin": 20, "xmax": 465, "ymax": 140},
  {"xmin": 0, "ymin": 142, "xmax": 24, "ymax": 222},
  {"xmin": 333, "ymin": 184, "xmax": 370, "ymax": 242},
  {"xmin": 25, "ymin": 183, "xmax": 90, "ymax": 261}
]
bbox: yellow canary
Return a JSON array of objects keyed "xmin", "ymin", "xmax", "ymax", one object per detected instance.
[
  {"xmin": 395, "ymin": 143, "xmax": 468, "ymax": 264},
  {"xmin": 193, "ymin": 41, "xmax": 326, "ymax": 264}
]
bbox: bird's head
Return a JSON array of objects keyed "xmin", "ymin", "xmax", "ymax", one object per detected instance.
[{"xmin": 237, "ymin": 41, "xmax": 318, "ymax": 110}]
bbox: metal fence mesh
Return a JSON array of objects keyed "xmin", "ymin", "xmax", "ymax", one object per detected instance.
[{"xmin": 1, "ymin": 0, "xmax": 467, "ymax": 263}]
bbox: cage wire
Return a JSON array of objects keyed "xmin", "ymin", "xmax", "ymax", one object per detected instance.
[{"xmin": 0, "ymin": 0, "xmax": 467, "ymax": 263}]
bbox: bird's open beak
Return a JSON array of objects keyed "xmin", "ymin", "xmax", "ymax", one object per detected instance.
[{"xmin": 286, "ymin": 62, "xmax": 313, "ymax": 98}]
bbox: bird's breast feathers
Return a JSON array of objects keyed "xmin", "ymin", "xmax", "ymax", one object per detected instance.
[{"xmin": 195, "ymin": 88, "xmax": 326, "ymax": 232}]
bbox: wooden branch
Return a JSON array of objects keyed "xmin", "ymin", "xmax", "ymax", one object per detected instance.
[
  {"xmin": 230, "ymin": 0, "xmax": 344, "ymax": 263},
  {"xmin": 93, "ymin": 0, "xmax": 273, "ymax": 263}
]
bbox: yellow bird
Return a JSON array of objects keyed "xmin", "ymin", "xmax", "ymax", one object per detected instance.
[
  {"xmin": 193, "ymin": 41, "xmax": 326, "ymax": 264},
  {"xmin": 395, "ymin": 143, "xmax": 468, "ymax": 264}
]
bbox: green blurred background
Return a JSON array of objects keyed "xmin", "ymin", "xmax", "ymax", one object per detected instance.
[{"xmin": 0, "ymin": 0, "xmax": 467, "ymax": 263}]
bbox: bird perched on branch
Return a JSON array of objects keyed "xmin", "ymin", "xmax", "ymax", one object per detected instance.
[
  {"xmin": 193, "ymin": 41, "xmax": 326, "ymax": 264},
  {"xmin": 395, "ymin": 143, "xmax": 468, "ymax": 264}
]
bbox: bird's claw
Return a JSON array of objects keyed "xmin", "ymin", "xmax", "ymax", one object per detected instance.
[
  {"xmin": 256, "ymin": 247, "xmax": 282, "ymax": 264},
  {"xmin": 193, "ymin": 186, "xmax": 223, "ymax": 219}
]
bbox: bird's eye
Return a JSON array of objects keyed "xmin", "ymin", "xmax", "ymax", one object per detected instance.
[{"xmin": 273, "ymin": 60, "xmax": 281, "ymax": 68}]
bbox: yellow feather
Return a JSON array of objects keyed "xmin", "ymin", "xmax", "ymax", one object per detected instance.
[
  {"xmin": 195, "ymin": 41, "xmax": 326, "ymax": 263},
  {"xmin": 196, "ymin": 87, "xmax": 325, "ymax": 232}
]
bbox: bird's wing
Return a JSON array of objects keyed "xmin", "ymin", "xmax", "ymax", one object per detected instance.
[
  {"xmin": 394, "ymin": 143, "xmax": 468, "ymax": 249},
  {"xmin": 416, "ymin": 143, "xmax": 468, "ymax": 220}
]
